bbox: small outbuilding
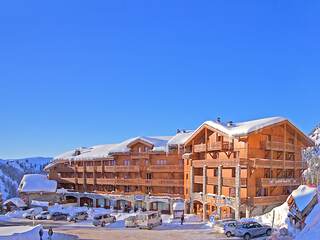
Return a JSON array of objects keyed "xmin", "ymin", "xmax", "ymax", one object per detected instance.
[
  {"xmin": 287, "ymin": 185, "xmax": 318, "ymax": 229},
  {"xmin": 18, "ymin": 174, "xmax": 58, "ymax": 206},
  {"xmin": 3, "ymin": 197, "xmax": 27, "ymax": 212}
]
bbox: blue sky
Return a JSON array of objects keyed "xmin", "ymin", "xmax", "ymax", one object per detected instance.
[{"xmin": 0, "ymin": 1, "xmax": 319, "ymax": 158}]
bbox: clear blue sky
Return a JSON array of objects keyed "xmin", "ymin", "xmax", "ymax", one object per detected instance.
[{"xmin": 0, "ymin": 1, "xmax": 319, "ymax": 159}]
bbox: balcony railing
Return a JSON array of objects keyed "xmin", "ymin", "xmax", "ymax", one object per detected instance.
[
  {"xmin": 222, "ymin": 177, "xmax": 247, "ymax": 187},
  {"xmin": 147, "ymin": 165, "xmax": 183, "ymax": 172},
  {"xmin": 207, "ymin": 142, "xmax": 234, "ymax": 152},
  {"xmin": 249, "ymin": 158, "xmax": 307, "ymax": 169},
  {"xmin": 194, "ymin": 175, "xmax": 203, "ymax": 184},
  {"xmin": 249, "ymin": 195, "xmax": 288, "ymax": 206},
  {"xmin": 207, "ymin": 176, "xmax": 218, "ymax": 185},
  {"xmin": 194, "ymin": 144, "xmax": 207, "ymax": 153},
  {"xmin": 131, "ymin": 152, "xmax": 149, "ymax": 159},
  {"xmin": 259, "ymin": 178, "xmax": 301, "ymax": 187},
  {"xmin": 265, "ymin": 141, "xmax": 295, "ymax": 152},
  {"xmin": 192, "ymin": 159, "xmax": 249, "ymax": 168}
]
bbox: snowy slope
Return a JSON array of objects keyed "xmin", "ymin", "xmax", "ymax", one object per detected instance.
[{"xmin": 0, "ymin": 157, "xmax": 52, "ymax": 200}]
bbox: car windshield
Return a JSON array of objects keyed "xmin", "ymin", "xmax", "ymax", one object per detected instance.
[{"xmin": 94, "ymin": 215, "xmax": 102, "ymax": 220}]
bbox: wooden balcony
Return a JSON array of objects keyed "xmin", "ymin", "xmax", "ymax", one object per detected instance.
[
  {"xmin": 93, "ymin": 165, "xmax": 141, "ymax": 172},
  {"xmin": 147, "ymin": 165, "xmax": 183, "ymax": 172},
  {"xmin": 207, "ymin": 142, "xmax": 233, "ymax": 152},
  {"xmin": 131, "ymin": 152, "xmax": 149, "ymax": 159},
  {"xmin": 194, "ymin": 175, "xmax": 203, "ymax": 184},
  {"xmin": 249, "ymin": 195, "xmax": 288, "ymax": 206},
  {"xmin": 249, "ymin": 158, "xmax": 307, "ymax": 169},
  {"xmin": 55, "ymin": 165, "xmax": 75, "ymax": 173},
  {"xmin": 59, "ymin": 177, "xmax": 76, "ymax": 183},
  {"xmin": 265, "ymin": 141, "xmax": 295, "ymax": 152},
  {"xmin": 96, "ymin": 179, "xmax": 116, "ymax": 185},
  {"xmin": 222, "ymin": 177, "xmax": 247, "ymax": 187},
  {"xmin": 144, "ymin": 179, "xmax": 184, "ymax": 187},
  {"xmin": 259, "ymin": 178, "xmax": 301, "ymax": 187},
  {"xmin": 207, "ymin": 176, "xmax": 218, "ymax": 185},
  {"xmin": 85, "ymin": 166, "xmax": 94, "ymax": 172},
  {"xmin": 194, "ymin": 143, "xmax": 207, "ymax": 153},
  {"xmin": 192, "ymin": 159, "xmax": 249, "ymax": 168}
]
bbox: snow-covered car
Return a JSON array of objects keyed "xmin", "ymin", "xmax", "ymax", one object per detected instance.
[
  {"xmin": 47, "ymin": 212, "xmax": 68, "ymax": 221},
  {"xmin": 136, "ymin": 211, "xmax": 162, "ymax": 230},
  {"xmin": 92, "ymin": 214, "xmax": 116, "ymax": 227},
  {"xmin": 234, "ymin": 221, "xmax": 272, "ymax": 240},
  {"xmin": 22, "ymin": 207, "xmax": 43, "ymax": 219},
  {"xmin": 212, "ymin": 218, "xmax": 235, "ymax": 233},
  {"xmin": 125, "ymin": 216, "xmax": 138, "ymax": 228},
  {"xmin": 223, "ymin": 220, "xmax": 239, "ymax": 237},
  {"xmin": 67, "ymin": 211, "xmax": 88, "ymax": 222},
  {"xmin": 35, "ymin": 211, "xmax": 50, "ymax": 220}
]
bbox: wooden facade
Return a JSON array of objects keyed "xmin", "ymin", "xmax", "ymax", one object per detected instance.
[{"xmin": 48, "ymin": 141, "xmax": 184, "ymax": 199}]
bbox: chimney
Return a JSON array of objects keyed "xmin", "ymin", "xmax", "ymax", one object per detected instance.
[
  {"xmin": 216, "ymin": 117, "xmax": 221, "ymax": 123},
  {"xmin": 176, "ymin": 129, "xmax": 181, "ymax": 133},
  {"xmin": 227, "ymin": 121, "xmax": 233, "ymax": 127}
]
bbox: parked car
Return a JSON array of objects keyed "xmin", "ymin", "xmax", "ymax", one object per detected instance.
[
  {"xmin": 212, "ymin": 219, "xmax": 235, "ymax": 233},
  {"xmin": 47, "ymin": 212, "xmax": 68, "ymax": 221},
  {"xmin": 136, "ymin": 211, "xmax": 162, "ymax": 230},
  {"xmin": 234, "ymin": 221, "xmax": 272, "ymax": 240},
  {"xmin": 92, "ymin": 214, "xmax": 116, "ymax": 227},
  {"xmin": 35, "ymin": 211, "xmax": 50, "ymax": 220},
  {"xmin": 224, "ymin": 220, "xmax": 239, "ymax": 237},
  {"xmin": 67, "ymin": 211, "xmax": 88, "ymax": 222},
  {"xmin": 125, "ymin": 216, "xmax": 138, "ymax": 228},
  {"xmin": 22, "ymin": 207, "xmax": 43, "ymax": 219}
]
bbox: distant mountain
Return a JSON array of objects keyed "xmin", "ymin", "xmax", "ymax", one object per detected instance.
[{"xmin": 0, "ymin": 157, "xmax": 52, "ymax": 200}]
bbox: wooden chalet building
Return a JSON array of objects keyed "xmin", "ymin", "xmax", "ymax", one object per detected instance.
[
  {"xmin": 46, "ymin": 116, "xmax": 313, "ymax": 219},
  {"xmin": 183, "ymin": 117, "xmax": 314, "ymax": 220},
  {"xmin": 46, "ymin": 132, "xmax": 192, "ymax": 213}
]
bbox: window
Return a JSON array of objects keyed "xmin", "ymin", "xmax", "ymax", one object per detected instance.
[
  {"xmin": 213, "ymin": 185, "xmax": 218, "ymax": 194},
  {"xmin": 186, "ymin": 174, "xmax": 188, "ymax": 180},
  {"xmin": 124, "ymin": 186, "xmax": 130, "ymax": 192},
  {"xmin": 232, "ymin": 168, "xmax": 236, "ymax": 178},
  {"xmin": 157, "ymin": 159, "xmax": 167, "ymax": 165},
  {"xmin": 146, "ymin": 186, "xmax": 152, "ymax": 193},
  {"xmin": 214, "ymin": 168, "xmax": 218, "ymax": 177},
  {"xmin": 124, "ymin": 160, "xmax": 130, "ymax": 166},
  {"xmin": 147, "ymin": 173, "xmax": 152, "ymax": 179}
]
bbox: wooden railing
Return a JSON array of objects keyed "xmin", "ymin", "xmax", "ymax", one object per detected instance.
[
  {"xmin": 249, "ymin": 158, "xmax": 307, "ymax": 169},
  {"xmin": 147, "ymin": 165, "xmax": 183, "ymax": 172},
  {"xmin": 249, "ymin": 195, "xmax": 288, "ymax": 206},
  {"xmin": 194, "ymin": 175, "xmax": 203, "ymax": 184},
  {"xmin": 222, "ymin": 177, "xmax": 247, "ymax": 187},
  {"xmin": 192, "ymin": 159, "xmax": 249, "ymax": 168},
  {"xmin": 131, "ymin": 152, "xmax": 149, "ymax": 159},
  {"xmin": 96, "ymin": 179, "xmax": 116, "ymax": 185},
  {"xmin": 194, "ymin": 143, "xmax": 207, "ymax": 153},
  {"xmin": 207, "ymin": 176, "xmax": 218, "ymax": 185},
  {"xmin": 207, "ymin": 141, "xmax": 234, "ymax": 151},
  {"xmin": 259, "ymin": 178, "xmax": 301, "ymax": 187},
  {"xmin": 265, "ymin": 141, "xmax": 295, "ymax": 152}
]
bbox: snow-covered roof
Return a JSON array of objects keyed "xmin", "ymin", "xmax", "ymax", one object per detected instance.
[
  {"xmin": 18, "ymin": 174, "xmax": 57, "ymax": 193},
  {"xmin": 291, "ymin": 185, "xmax": 317, "ymax": 212},
  {"xmin": 184, "ymin": 116, "xmax": 294, "ymax": 144},
  {"xmin": 31, "ymin": 200, "xmax": 49, "ymax": 207},
  {"xmin": 53, "ymin": 132, "xmax": 194, "ymax": 162},
  {"xmin": 3, "ymin": 197, "xmax": 27, "ymax": 208}
]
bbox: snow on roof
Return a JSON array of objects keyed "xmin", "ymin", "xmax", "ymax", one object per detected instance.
[
  {"xmin": 3, "ymin": 197, "xmax": 27, "ymax": 208},
  {"xmin": 31, "ymin": 200, "xmax": 49, "ymax": 207},
  {"xmin": 53, "ymin": 132, "xmax": 194, "ymax": 162},
  {"xmin": 291, "ymin": 185, "xmax": 317, "ymax": 212},
  {"xmin": 18, "ymin": 174, "xmax": 57, "ymax": 193},
  {"xmin": 168, "ymin": 131, "xmax": 194, "ymax": 145}
]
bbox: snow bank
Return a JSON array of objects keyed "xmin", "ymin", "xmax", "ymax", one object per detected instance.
[
  {"xmin": 0, "ymin": 225, "xmax": 42, "ymax": 240},
  {"xmin": 18, "ymin": 174, "xmax": 57, "ymax": 193},
  {"xmin": 255, "ymin": 201, "xmax": 289, "ymax": 228},
  {"xmin": 294, "ymin": 204, "xmax": 320, "ymax": 239}
]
